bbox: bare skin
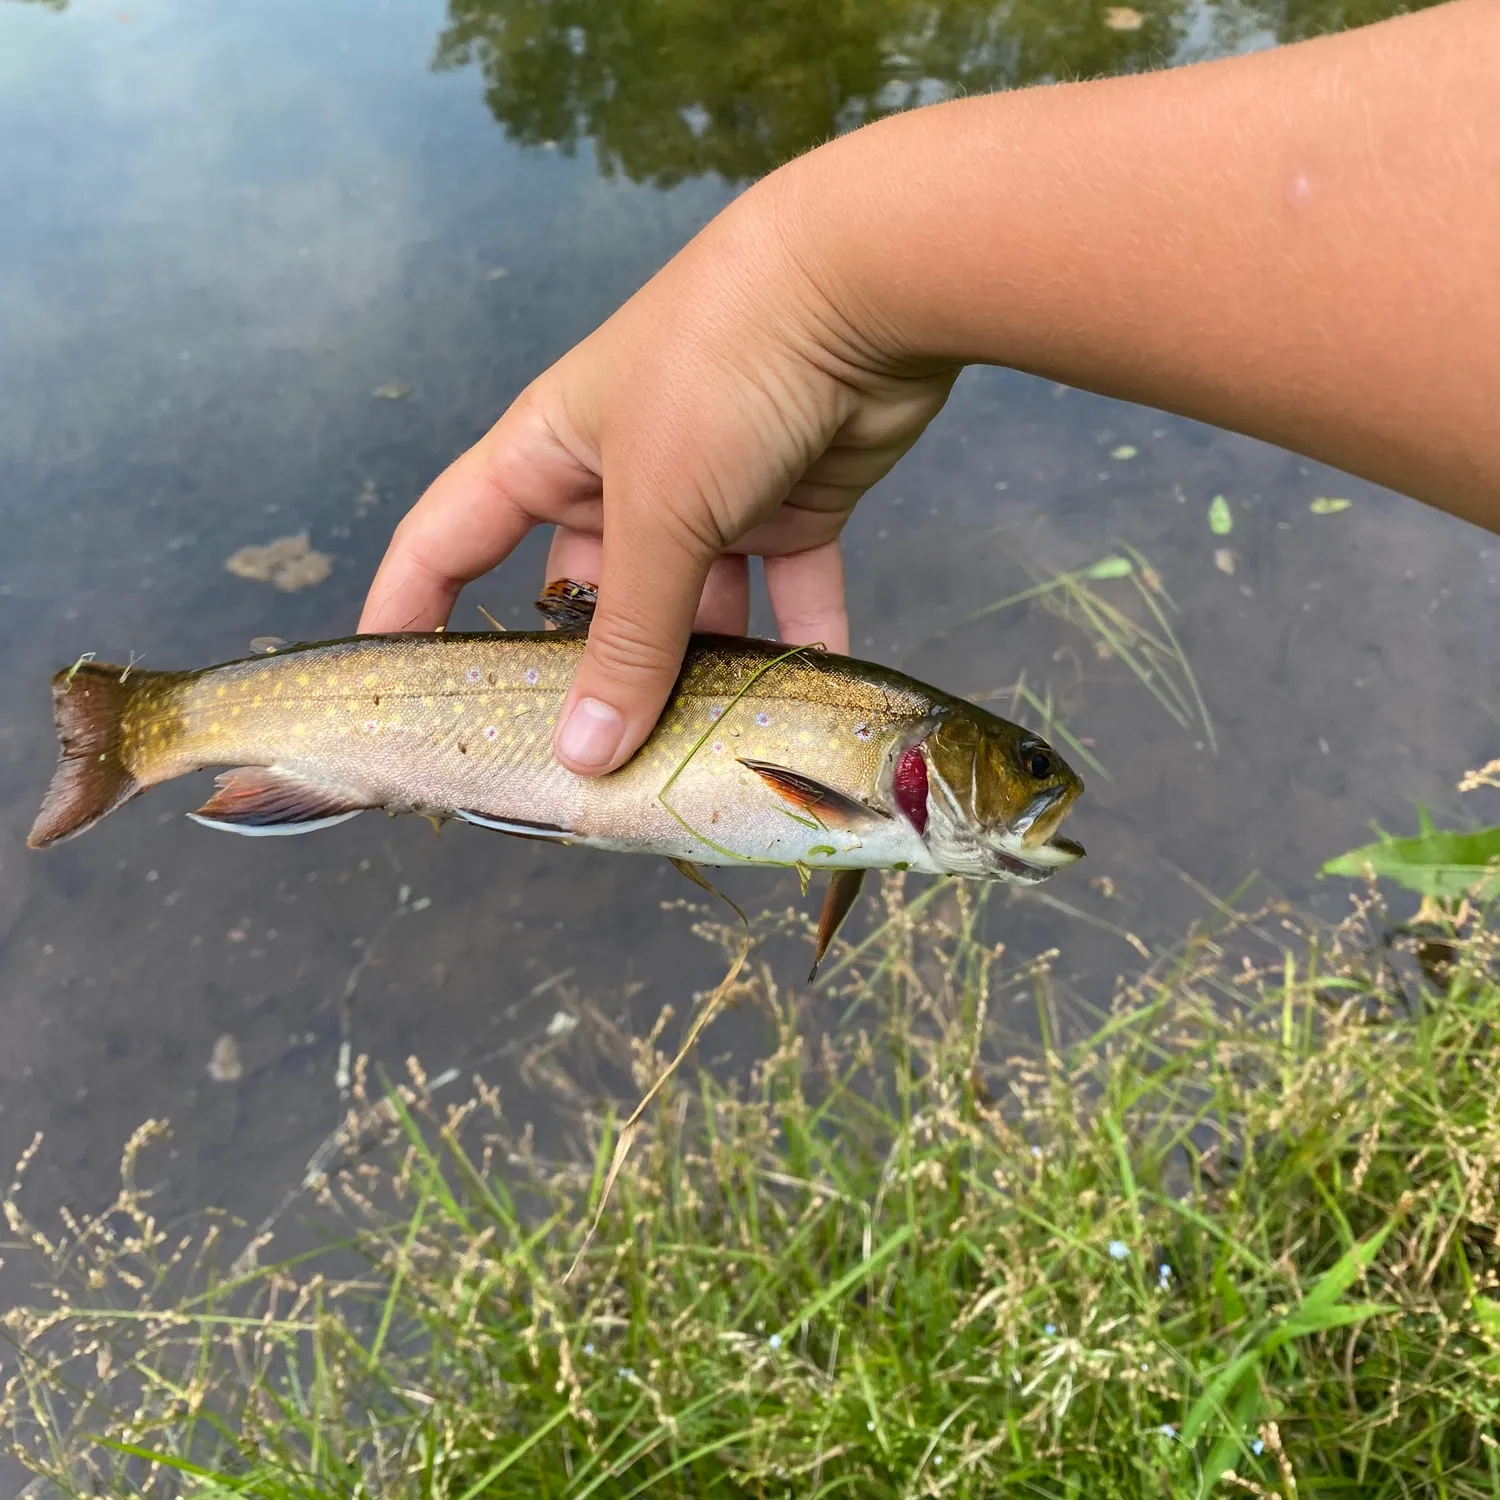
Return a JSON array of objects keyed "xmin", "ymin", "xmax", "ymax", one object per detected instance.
[{"xmin": 359, "ymin": 0, "xmax": 1500, "ymax": 776}]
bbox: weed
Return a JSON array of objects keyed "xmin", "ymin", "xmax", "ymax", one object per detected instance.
[{"xmin": 5, "ymin": 869, "xmax": 1500, "ymax": 1496}]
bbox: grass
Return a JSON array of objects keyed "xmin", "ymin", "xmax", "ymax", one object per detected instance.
[{"xmin": 4, "ymin": 865, "xmax": 1500, "ymax": 1498}]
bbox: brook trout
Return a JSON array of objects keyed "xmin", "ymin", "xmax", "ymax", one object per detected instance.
[{"xmin": 29, "ymin": 581, "xmax": 1085, "ymax": 974}]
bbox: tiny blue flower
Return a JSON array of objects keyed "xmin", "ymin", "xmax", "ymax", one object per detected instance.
[
  {"xmin": 1157, "ymin": 1423, "xmax": 1177, "ymax": 1438},
  {"xmin": 1108, "ymin": 1240, "xmax": 1129, "ymax": 1261},
  {"xmin": 866, "ymin": 1420, "xmax": 875, "ymax": 1431},
  {"xmin": 583, "ymin": 1342, "xmax": 595, "ymax": 1356},
  {"xmin": 1044, "ymin": 1323, "xmax": 1056, "ymax": 1336},
  {"xmin": 621, "ymin": 1367, "xmax": 636, "ymax": 1382},
  {"xmin": 768, "ymin": 1333, "xmax": 782, "ymax": 1350},
  {"xmin": 933, "ymin": 1454, "xmax": 943, "ymax": 1466},
  {"xmin": 1252, "ymin": 1438, "xmax": 1265, "ymax": 1457}
]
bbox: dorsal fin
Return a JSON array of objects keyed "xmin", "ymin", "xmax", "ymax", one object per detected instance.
[{"xmin": 535, "ymin": 578, "xmax": 599, "ymax": 631}]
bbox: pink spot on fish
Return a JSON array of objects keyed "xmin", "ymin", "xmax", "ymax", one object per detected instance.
[
  {"xmin": 894, "ymin": 746, "xmax": 929, "ymax": 834},
  {"xmin": 467, "ymin": 667, "xmax": 482, "ymax": 683},
  {"xmin": 524, "ymin": 668, "xmax": 540, "ymax": 686},
  {"xmin": 855, "ymin": 722, "xmax": 872, "ymax": 742},
  {"xmin": 483, "ymin": 725, "xmax": 499, "ymax": 740},
  {"xmin": 711, "ymin": 740, "xmax": 725, "ymax": 754},
  {"xmin": 755, "ymin": 712, "xmax": 772, "ymax": 727},
  {"xmin": 364, "ymin": 719, "xmax": 378, "ymax": 733},
  {"xmin": 709, "ymin": 705, "xmax": 724, "ymax": 720}
]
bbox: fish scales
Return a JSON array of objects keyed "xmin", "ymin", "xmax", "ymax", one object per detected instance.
[{"xmin": 106, "ymin": 632, "xmax": 935, "ymax": 866}]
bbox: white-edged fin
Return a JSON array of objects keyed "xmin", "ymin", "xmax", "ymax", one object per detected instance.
[
  {"xmin": 456, "ymin": 810, "xmax": 573, "ymax": 842},
  {"xmin": 189, "ymin": 765, "xmax": 371, "ymax": 833},
  {"xmin": 188, "ymin": 809, "xmax": 363, "ymax": 837}
]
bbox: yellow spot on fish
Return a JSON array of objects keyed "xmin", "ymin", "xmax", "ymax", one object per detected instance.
[
  {"xmin": 293, "ymin": 723, "xmax": 306, "ymax": 736},
  {"xmin": 364, "ymin": 674, "xmax": 378, "ymax": 688},
  {"xmin": 253, "ymin": 696, "xmax": 263, "ymax": 707},
  {"xmin": 421, "ymin": 696, "xmax": 433, "ymax": 709},
  {"xmin": 325, "ymin": 706, "xmax": 336, "ymax": 718},
  {"xmin": 215, "ymin": 686, "xmax": 225, "ymax": 699},
  {"xmin": 297, "ymin": 674, "xmax": 309, "ymax": 688},
  {"xmin": 325, "ymin": 675, "xmax": 337, "ymax": 687},
  {"xmin": 231, "ymin": 707, "xmax": 241, "ymax": 718}
]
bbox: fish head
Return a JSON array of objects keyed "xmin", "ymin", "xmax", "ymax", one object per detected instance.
[{"xmin": 902, "ymin": 708, "xmax": 1085, "ymax": 884}]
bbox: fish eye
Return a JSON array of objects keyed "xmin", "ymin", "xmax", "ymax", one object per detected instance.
[{"xmin": 1022, "ymin": 744, "xmax": 1055, "ymax": 780}]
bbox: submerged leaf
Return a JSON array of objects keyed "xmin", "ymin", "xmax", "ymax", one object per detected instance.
[
  {"xmin": 1082, "ymin": 555, "xmax": 1133, "ymax": 580},
  {"xmin": 1109, "ymin": 444, "xmax": 1138, "ymax": 461},
  {"xmin": 1208, "ymin": 495, "xmax": 1233, "ymax": 536},
  {"xmin": 1310, "ymin": 497, "xmax": 1352, "ymax": 515}
]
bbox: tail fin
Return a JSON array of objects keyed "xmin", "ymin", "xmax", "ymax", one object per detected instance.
[{"xmin": 28, "ymin": 662, "xmax": 146, "ymax": 849}]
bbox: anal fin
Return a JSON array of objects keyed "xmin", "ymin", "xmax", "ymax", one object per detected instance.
[
  {"xmin": 188, "ymin": 766, "xmax": 369, "ymax": 837},
  {"xmin": 810, "ymin": 868, "xmax": 866, "ymax": 982},
  {"xmin": 738, "ymin": 759, "xmax": 888, "ymax": 829}
]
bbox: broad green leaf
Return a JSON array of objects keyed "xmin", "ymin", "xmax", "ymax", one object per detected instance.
[
  {"xmin": 1321, "ymin": 821, "xmax": 1500, "ymax": 900},
  {"xmin": 1310, "ymin": 497, "xmax": 1351, "ymax": 514},
  {"xmin": 1208, "ymin": 495, "xmax": 1233, "ymax": 535}
]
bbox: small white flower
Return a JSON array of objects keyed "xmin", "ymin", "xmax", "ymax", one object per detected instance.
[
  {"xmin": 1108, "ymin": 1240, "xmax": 1129, "ymax": 1261},
  {"xmin": 1252, "ymin": 1438, "xmax": 1265, "ymax": 1456},
  {"xmin": 583, "ymin": 1343, "xmax": 594, "ymax": 1356},
  {"xmin": 768, "ymin": 1333, "xmax": 782, "ymax": 1350}
]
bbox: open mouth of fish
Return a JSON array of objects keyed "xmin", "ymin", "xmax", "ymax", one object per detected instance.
[{"xmin": 986, "ymin": 834, "xmax": 1087, "ymax": 884}]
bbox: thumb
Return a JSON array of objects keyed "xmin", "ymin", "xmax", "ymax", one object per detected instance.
[{"xmin": 552, "ymin": 491, "xmax": 719, "ymax": 775}]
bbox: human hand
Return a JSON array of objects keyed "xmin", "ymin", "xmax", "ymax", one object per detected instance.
[{"xmin": 357, "ymin": 171, "xmax": 958, "ymax": 774}]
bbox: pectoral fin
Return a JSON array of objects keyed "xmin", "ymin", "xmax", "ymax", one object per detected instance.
[
  {"xmin": 810, "ymin": 867, "xmax": 866, "ymax": 982},
  {"xmin": 188, "ymin": 766, "xmax": 369, "ymax": 836},
  {"xmin": 738, "ymin": 759, "xmax": 889, "ymax": 829}
]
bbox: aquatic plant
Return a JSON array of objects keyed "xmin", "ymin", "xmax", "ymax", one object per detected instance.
[{"xmin": 5, "ymin": 856, "xmax": 1500, "ymax": 1498}]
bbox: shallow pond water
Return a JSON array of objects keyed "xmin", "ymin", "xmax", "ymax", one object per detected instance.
[{"xmin": 0, "ymin": 0, "xmax": 1492, "ymax": 1246}]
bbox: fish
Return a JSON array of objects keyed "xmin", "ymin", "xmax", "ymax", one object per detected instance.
[{"xmin": 28, "ymin": 580, "xmax": 1085, "ymax": 977}]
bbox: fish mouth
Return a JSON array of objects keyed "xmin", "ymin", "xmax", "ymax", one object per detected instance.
[
  {"xmin": 1012, "ymin": 784, "xmax": 1083, "ymax": 849},
  {"xmin": 985, "ymin": 832, "xmax": 1087, "ymax": 885}
]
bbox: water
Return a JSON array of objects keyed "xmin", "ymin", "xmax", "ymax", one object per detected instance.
[{"xmin": 1, "ymin": 0, "xmax": 1492, "ymax": 1243}]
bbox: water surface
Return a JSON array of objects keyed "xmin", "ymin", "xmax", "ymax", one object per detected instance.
[{"xmin": 1, "ymin": 0, "xmax": 1492, "ymax": 1238}]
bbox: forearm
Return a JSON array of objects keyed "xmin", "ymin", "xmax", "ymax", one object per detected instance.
[{"xmin": 782, "ymin": 0, "xmax": 1500, "ymax": 530}]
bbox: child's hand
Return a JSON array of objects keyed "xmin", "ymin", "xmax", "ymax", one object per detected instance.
[
  {"xmin": 362, "ymin": 0, "xmax": 1499, "ymax": 776},
  {"xmin": 358, "ymin": 174, "xmax": 957, "ymax": 774}
]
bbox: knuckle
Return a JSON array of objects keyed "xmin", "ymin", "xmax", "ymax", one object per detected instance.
[{"xmin": 585, "ymin": 616, "xmax": 684, "ymax": 683}]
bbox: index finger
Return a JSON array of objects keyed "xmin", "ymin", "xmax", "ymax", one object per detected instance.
[{"xmin": 357, "ymin": 443, "xmax": 534, "ymax": 633}]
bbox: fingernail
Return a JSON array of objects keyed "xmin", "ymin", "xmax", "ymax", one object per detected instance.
[{"xmin": 557, "ymin": 697, "xmax": 625, "ymax": 770}]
